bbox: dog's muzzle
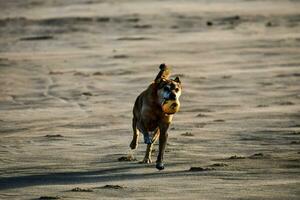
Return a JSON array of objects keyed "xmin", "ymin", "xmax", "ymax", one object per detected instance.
[{"xmin": 168, "ymin": 92, "xmax": 176, "ymax": 100}]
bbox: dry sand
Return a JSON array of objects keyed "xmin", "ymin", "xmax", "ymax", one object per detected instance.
[{"xmin": 0, "ymin": 0, "xmax": 300, "ymax": 199}]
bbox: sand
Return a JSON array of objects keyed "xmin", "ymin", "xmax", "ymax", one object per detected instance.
[{"xmin": 0, "ymin": 0, "xmax": 300, "ymax": 199}]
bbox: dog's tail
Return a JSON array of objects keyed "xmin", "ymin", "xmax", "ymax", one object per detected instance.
[{"xmin": 155, "ymin": 63, "xmax": 170, "ymax": 83}]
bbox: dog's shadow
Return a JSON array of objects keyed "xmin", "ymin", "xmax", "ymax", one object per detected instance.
[{"xmin": 0, "ymin": 163, "xmax": 193, "ymax": 190}]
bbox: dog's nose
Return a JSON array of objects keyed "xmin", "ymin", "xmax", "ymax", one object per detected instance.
[{"xmin": 169, "ymin": 92, "xmax": 176, "ymax": 100}]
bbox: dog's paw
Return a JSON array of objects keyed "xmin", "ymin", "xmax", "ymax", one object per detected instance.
[
  {"xmin": 156, "ymin": 162, "xmax": 165, "ymax": 170},
  {"xmin": 129, "ymin": 141, "xmax": 138, "ymax": 150}
]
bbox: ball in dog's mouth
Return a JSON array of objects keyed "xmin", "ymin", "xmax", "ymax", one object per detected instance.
[{"xmin": 162, "ymin": 99, "xmax": 180, "ymax": 114}]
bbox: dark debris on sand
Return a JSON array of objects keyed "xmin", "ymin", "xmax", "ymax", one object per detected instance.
[
  {"xmin": 228, "ymin": 155, "xmax": 246, "ymax": 160},
  {"xmin": 209, "ymin": 163, "xmax": 228, "ymax": 167},
  {"xmin": 206, "ymin": 21, "xmax": 213, "ymax": 26},
  {"xmin": 93, "ymin": 72, "xmax": 103, "ymax": 76},
  {"xmin": 49, "ymin": 71, "xmax": 64, "ymax": 75},
  {"xmin": 196, "ymin": 113, "xmax": 208, "ymax": 118},
  {"xmin": 266, "ymin": 21, "xmax": 274, "ymax": 27},
  {"xmin": 71, "ymin": 187, "xmax": 93, "ymax": 192},
  {"xmin": 290, "ymin": 141, "xmax": 300, "ymax": 145},
  {"xmin": 113, "ymin": 54, "xmax": 129, "ymax": 59},
  {"xmin": 20, "ymin": 35, "xmax": 54, "ymax": 41},
  {"xmin": 117, "ymin": 37, "xmax": 149, "ymax": 41},
  {"xmin": 74, "ymin": 71, "xmax": 90, "ymax": 76},
  {"xmin": 44, "ymin": 134, "xmax": 63, "ymax": 138},
  {"xmin": 213, "ymin": 119, "xmax": 225, "ymax": 122},
  {"xmin": 82, "ymin": 92, "xmax": 93, "ymax": 96},
  {"xmin": 249, "ymin": 153, "xmax": 265, "ymax": 159},
  {"xmin": 181, "ymin": 132, "xmax": 194, "ymax": 137}
]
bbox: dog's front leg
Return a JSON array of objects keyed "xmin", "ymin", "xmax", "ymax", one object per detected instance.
[
  {"xmin": 156, "ymin": 123, "xmax": 169, "ymax": 170},
  {"xmin": 143, "ymin": 129, "xmax": 160, "ymax": 164},
  {"xmin": 138, "ymin": 121, "xmax": 152, "ymax": 145}
]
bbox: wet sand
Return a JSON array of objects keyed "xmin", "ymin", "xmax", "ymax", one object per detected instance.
[{"xmin": 0, "ymin": 0, "xmax": 300, "ymax": 199}]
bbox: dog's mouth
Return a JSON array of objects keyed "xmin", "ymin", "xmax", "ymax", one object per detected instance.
[
  {"xmin": 161, "ymin": 99, "xmax": 167, "ymax": 107},
  {"xmin": 161, "ymin": 99, "xmax": 180, "ymax": 115},
  {"xmin": 170, "ymin": 102, "xmax": 178, "ymax": 108}
]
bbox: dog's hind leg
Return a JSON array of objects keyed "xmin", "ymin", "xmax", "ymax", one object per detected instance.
[
  {"xmin": 142, "ymin": 144, "xmax": 153, "ymax": 163},
  {"xmin": 142, "ymin": 128, "xmax": 160, "ymax": 163},
  {"xmin": 152, "ymin": 128, "xmax": 160, "ymax": 143},
  {"xmin": 130, "ymin": 117, "xmax": 139, "ymax": 150}
]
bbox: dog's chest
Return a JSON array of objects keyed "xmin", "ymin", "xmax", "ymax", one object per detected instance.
[{"xmin": 144, "ymin": 118, "xmax": 159, "ymax": 132}]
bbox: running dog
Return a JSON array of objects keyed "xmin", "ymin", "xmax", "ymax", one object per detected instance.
[{"xmin": 130, "ymin": 64, "xmax": 182, "ymax": 170}]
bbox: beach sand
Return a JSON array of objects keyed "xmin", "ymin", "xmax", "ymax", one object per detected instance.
[{"xmin": 0, "ymin": 0, "xmax": 300, "ymax": 199}]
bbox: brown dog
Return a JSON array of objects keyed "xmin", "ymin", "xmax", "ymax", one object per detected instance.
[{"xmin": 130, "ymin": 64, "xmax": 182, "ymax": 170}]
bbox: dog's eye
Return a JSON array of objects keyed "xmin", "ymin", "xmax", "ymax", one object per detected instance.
[
  {"xmin": 175, "ymin": 88, "xmax": 179, "ymax": 93},
  {"xmin": 164, "ymin": 86, "xmax": 170, "ymax": 91}
]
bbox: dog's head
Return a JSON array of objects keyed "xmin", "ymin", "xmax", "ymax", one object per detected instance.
[
  {"xmin": 156, "ymin": 76, "xmax": 182, "ymax": 108},
  {"xmin": 157, "ymin": 77, "xmax": 182, "ymax": 104},
  {"xmin": 154, "ymin": 64, "xmax": 182, "ymax": 113}
]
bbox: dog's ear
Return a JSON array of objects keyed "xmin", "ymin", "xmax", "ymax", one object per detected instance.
[
  {"xmin": 159, "ymin": 63, "xmax": 168, "ymax": 71},
  {"xmin": 155, "ymin": 63, "xmax": 170, "ymax": 83},
  {"xmin": 157, "ymin": 78, "xmax": 167, "ymax": 89},
  {"xmin": 174, "ymin": 76, "xmax": 181, "ymax": 84}
]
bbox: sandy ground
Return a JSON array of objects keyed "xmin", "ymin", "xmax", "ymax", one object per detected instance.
[{"xmin": 0, "ymin": 0, "xmax": 300, "ymax": 199}]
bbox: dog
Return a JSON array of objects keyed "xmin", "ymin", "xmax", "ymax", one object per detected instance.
[{"xmin": 129, "ymin": 64, "xmax": 182, "ymax": 170}]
